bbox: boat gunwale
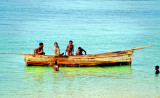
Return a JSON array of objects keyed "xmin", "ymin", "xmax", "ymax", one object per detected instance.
[{"xmin": 24, "ymin": 49, "xmax": 134, "ymax": 58}]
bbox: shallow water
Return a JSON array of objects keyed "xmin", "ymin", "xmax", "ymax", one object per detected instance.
[{"xmin": 0, "ymin": 0, "xmax": 160, "ymax": 97}]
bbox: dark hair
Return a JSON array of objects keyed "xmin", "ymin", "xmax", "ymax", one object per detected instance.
[
  {"xmin": 39, "ymin": 43, "xmax": 43, "ymax": 46},
  {"xmin": 78, "ymin": 47, "xmax": 81, "ymax": 49},
  {"xmin": 54, "ymin": 42, "xmax": 59, "ymax": 48},
  {"xmin": 54, "ymin": 42, "xmax": 58, "ymax": 45},
  {"xmin": 155, "ymin": 66, "xmax": 159, "ymax": 69},
  {"xmin": 69, "ymin": 40, "xmax": 73, "ymax": 43}
]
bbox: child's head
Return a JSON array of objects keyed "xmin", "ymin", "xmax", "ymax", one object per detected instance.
[
  {"xmin": 78, "ymin": 47, "xmax": 81, "ymax": 50},
  {"xmin": 155, "ymin": 66, "xmax": 159, "ymax": 70},
  {"xmin": 69, "ymin": 40, "xmax": 73, "ymax": 45},
  {"xmin": 54, "ymin": 42, "xmax": 58, "ymax": 47},
  {"xmin": 39, "ymin": 43, "xmax": 43, "ymax": 47}
]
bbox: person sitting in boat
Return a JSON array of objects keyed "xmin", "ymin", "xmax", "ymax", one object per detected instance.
[
  {"xmin": 54, "ymin": 42, "xmax": 60, "ymax": 56},
  {"xmin": 76, "ymin": 47, "xmax": 86, "ymax": 55},
  {"xmin": 65, "ymin": 40, "xmax": 74, "ymax": 56},
  {"xmin": 33, "ymin": 43, "xmax": 45, "ymax": 56}
]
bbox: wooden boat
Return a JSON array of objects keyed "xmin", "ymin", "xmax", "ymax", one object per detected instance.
[{"xmin": 23, "ymin": 45, "xmax": 154, "ymax": 67}]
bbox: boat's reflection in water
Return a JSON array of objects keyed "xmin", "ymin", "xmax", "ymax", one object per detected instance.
[
  {"xmin": 24, "ymin": 65, "xmax": 133, "ymax": 97},
  {"xmin": 25, "ymin": 65, "xmax": 132, "ymax": 82}
]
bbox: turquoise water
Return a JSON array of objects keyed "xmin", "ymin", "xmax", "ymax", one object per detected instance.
[{"xmin": 0, "ymin": 0, "xmax": 160, "ymax": 97}]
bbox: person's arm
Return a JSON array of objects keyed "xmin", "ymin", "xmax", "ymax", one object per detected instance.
[
  {"xmin": 76, "ymin": 50, "xmax": 78, "ymax": 55},
  {"xmin": 72, "ymin": 46, "xmax": 74, "ymax": 55},
  {"xmin": 65, "ymin": 46, "xmax": 68, "ymax": 55},
  {"xmin": 33, "ymin": 49, "xmax": 36, "ymax": 54},
  {"xmin": 33, "ymin": 47, "xmax": 39, "ymax": 56},
  {"xmin": 54, "ymin": 48, "xmax": 56, "ymax": 55},
  {"xmin": 33, "ymin": 49, "xmax": 36, "ymax": 56},
  {"xmin": 34, "ymin": 47, "xmax": 39, "ymax": 54},
  {"xmin": 37, "ymin": 49, "xmax": 43, "ymax": 54},
  {"xmin": 34, "ymin": 47, "xmax": 43, "ymax": 54},
  {"xmin": 83, "ymin": 49, "xmax": 86, "ymax": 55},
  {"xmin": 58, "ymin": 48, "xmax": 60, "ymax": 56}
]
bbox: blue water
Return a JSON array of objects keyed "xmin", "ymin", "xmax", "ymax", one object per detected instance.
[{"xmin": 0, "ymin": 0, "xmax": 160, "ymax": 97}]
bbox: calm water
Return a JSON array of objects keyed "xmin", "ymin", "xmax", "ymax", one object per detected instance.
[{"xmin": 0, "ymin": 0, "xmax": 160, "ymax": 97}]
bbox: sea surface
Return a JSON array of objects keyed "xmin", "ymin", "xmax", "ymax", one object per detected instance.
[{"xmin": 0, "ymin": 0, "xmax": 160, "ymax": 98}]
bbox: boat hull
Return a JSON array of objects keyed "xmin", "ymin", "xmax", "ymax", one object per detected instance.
[{"xmin": 24, "ymin": 49, "xmax": 134, "ymax": 67}]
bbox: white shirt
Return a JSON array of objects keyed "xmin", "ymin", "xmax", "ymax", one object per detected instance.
[{"xmin": 54, "ymin": 47, "xmax": 60, "ymax": 56}]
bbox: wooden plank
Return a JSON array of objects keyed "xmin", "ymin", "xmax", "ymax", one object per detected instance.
[{"xmin": 130, "ymin": 45, "xmax": 155, "ymax": 50}]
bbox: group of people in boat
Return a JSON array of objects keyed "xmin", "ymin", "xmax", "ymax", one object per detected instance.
[{"xmin": 33, "ymin": 40, "xmax": 86, "ymax": 56}]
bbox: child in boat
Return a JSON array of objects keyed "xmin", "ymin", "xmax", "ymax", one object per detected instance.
[
  {"xmin": 65, "ymin": 40, "xmax": 74, "ymax": 56},
  {"xmin": 155, "ymin": 65, "xmax": 159, "ymax": 74},
  {"xmin": 54, "ymin": 42, "xmax": 60, "ymax": 56},
  {"xmin": 33, "ymin": 43, "xmax": 45, "ymax": 56},
  {"xmin": 76, "ymin": 47, "xmax": 86, "ymax": 55}
]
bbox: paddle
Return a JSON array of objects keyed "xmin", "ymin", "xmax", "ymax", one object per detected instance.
[
  {"xmin": 0, "ymin": 53, "xmax": 32, "ymax": 55},
  {"xmin": 132, "ymin": 45, "xmax": 155, "ymax": 50}
]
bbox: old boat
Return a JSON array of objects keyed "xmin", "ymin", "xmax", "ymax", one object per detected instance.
[{"xmin": 24, "ymin": 45, "xmax": 154, "ymax": 67}]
